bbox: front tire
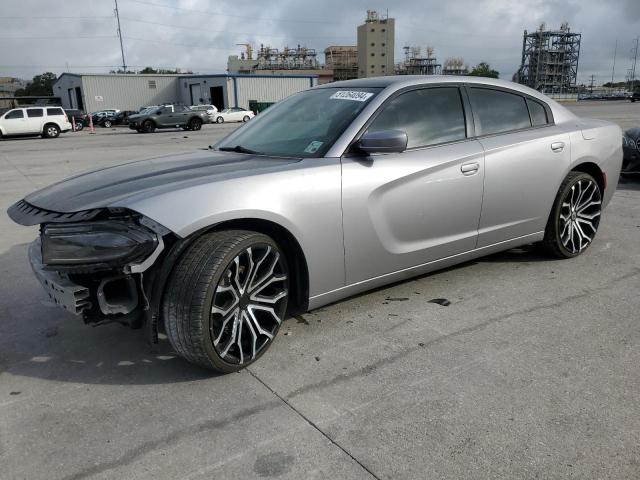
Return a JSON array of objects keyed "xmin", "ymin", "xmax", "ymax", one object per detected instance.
[
  {"xmin": 163, "ymin": 230, "xmax": 289, "ymax": 372},
  {"xmin": 216, "ymin": 116, "xmax": 224, "ymax": 124},
  {"xmin": 103, "ymin": 120, "xmax": 112, "ymax": 128},
  {"xmin": 543, "ymin": 172, "xmax": 602, "ymax": 258},
  {"xmin": 189, "ymin": 118, "xmax": 202, "ymax": 131},
  {"xmin": 142, "ymin": 120, "xmax": 155, "ymax": 133}
]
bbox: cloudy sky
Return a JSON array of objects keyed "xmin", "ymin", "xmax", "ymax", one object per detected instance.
[{"xmin": 1, "ymin": 0, "xmax": 639, "ymax": 85}]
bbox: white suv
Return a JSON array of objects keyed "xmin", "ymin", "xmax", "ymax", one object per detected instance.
[{"xmin": 0, "ymin": 107, "xmax": 73, "ymax": 139}]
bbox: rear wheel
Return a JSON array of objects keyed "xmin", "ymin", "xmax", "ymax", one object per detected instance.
[
  {"xmin": 43, "ymin": 124, "xmax": 60, "ymax": 138},
  {"xmin": 142, "ymin": 120, "xmax": 155, "ymax": 133},
  {"xmin": 242, "ymin": 115, "xmax": 250, "ymax": 122},
  {"xmin": 216, "ymin": 116, "xmax": 224, "ymax": 124},
  {"xmin": 163, "ymin": 230, "xmax": 289, "ymax": 372},
  {"xmin": 543, "ymin": 172, "xmax": 602, "ymax": 258},
  {"xmin": 189, "ymin": 117, "xmax": 202, "ymax": 131}
]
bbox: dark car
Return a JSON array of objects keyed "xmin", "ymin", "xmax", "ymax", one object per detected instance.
[
  {"xmin": 622, "ymin": 128, "xmax": 640, "ymax": 174},
  {"xmin": 97, "ymin": 110, "xmax": 137, "ymax": 128},
  {"xmin": 629, "ymin": 92, "xmax": 640, "ymax": 103},
  {"xmin": 64, "ymin": 109, "xmax": 86, "ymax": 131},
  {"xmin": 128, "ymin": 105, "xmax": 207, "ymax": 133}
]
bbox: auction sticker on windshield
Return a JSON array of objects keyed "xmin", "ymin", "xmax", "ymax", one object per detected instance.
[
  {"xmin": 330, "ymin": 91, "xmax": 374, "ymax": 102},
  {"xmin": 304, "ymin": 141, "xmax": 324, "ymax": 154}
]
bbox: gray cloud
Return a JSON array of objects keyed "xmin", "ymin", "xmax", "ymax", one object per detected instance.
[{"xmin": 0, "ymin": 0, "xmax": 638, "ymax": 85}]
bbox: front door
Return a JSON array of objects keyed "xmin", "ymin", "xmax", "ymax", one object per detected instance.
[
  {"xmin": 3, "ymin": 109, "xmax": 27, "ymax": 134},
  {"xmin": 342, "ymin": 86, "xmax": 485, "ymax": 285}
]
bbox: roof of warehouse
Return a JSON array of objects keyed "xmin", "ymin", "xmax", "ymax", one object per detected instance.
[{"xmin": 56, "ymin": 72, "xmax": 318, "ymax": 79}]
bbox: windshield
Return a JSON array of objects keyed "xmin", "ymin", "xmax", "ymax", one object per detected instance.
[{"xmin": 216, "ymin": 87, "xmax": 381, "ymax": 158}]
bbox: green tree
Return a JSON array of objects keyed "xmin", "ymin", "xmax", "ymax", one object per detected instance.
[
  {"xmin": 15, "ymin": 72, "xmax": 57, "ymax": 96},
  {"xmin": 468, "ymin": 62, "xmax": 499, "ymax": 79}
]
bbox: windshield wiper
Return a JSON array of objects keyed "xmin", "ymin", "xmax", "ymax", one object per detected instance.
[{"xmin": 218, "ymin": 145, "xmax": 263, "ymax": 155}]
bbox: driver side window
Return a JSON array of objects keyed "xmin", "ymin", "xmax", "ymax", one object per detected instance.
[{"xmin": 367, "ymin": 87, "xmax": 467, "ymax": 149}]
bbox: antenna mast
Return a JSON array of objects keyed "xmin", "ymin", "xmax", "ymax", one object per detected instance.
[{"xmin": 114, "ymin": 0, "xmax": 126, "ymax": 72}]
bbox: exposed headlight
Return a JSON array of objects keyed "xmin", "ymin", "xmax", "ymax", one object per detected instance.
[{"xmin": 41, "ymin": 220, "xmax": 157, "ymax": 267}]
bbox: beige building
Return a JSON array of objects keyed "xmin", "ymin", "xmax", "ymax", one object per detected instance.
[
  {"xmin": 357, "ymin": 11, "xmax": 395, "ymax": 78},
  {"xmin": 324, "ymin": 46, "xmax": 358, "ymax": 81}
]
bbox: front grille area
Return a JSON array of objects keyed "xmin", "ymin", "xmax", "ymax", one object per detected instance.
[{"xmin": 7, "ymin": 199, "xmax": 102, "ymax": 226}]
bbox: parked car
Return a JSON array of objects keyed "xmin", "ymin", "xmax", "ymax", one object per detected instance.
[
  {"xmin": 7, "ymin": 77, "xmax": 622, "ymax": 372},
  {"xmin": 97, "ymin": 110, "xmax": 137, "ymax": 128},
  {"xmin": 0, "ymin": 106, "xmax": 72, "ymax": 139},
  {"xmin": 628, "ymin": 92, "xmax": 640, "ymax": 102},
  {"xmin": 622, "ymin": 128, "xmax": 640, "ymax": 174},
  {"xmin": 127, "ymin": 104, "xmax": 208, "ymax": 133},
  {"xmin": 190, "ymin": 104, "xmax": 218, "ymax": 123},
  {"xmin": 213, "ymin": 107, "xmax": 254, "ymax": 123},
  {"xmin": 64, "ymin": 109, "xmax": 87, "ymax": 131}
]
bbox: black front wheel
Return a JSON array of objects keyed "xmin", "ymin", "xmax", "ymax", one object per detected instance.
[
  {"xmin": 189, "ymin": 118, "xmax": 202, "ymax": 131},
  {"xmin": 163, "ymin": 230, "xmax": 289, "ymax": 372},
  {"xmin": 142, "ymin": 120, "xmax": 155, "ymax": 133},
  {"xmin": 543, "ymin": 171, "xmax": 602, "ymax": 258}
]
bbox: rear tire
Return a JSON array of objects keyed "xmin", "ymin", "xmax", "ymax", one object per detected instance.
[
  {"xmin": 163, "ymin": 230, "xmax": 289, "ymax": 372},
  {"xmin": 142, "ymin": 120, "xmax": 155, "ymax": 133},
  {"xmin": 43, "ymin": 124, "xmax": 60, "ymax": 138},
  {"xmin": 189, "ymin": 118, "xmax": 202, "ymax": 131},
  {"xmin": 242, "ymin": 115, "xmax": 250, "ymax": 122},
  {"xmin": 542, "ymin": 172, "xmax": 602, "ymax": 258}
]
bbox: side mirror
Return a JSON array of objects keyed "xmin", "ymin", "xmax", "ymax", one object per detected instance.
[{"xmin": 354, "ymin": 130, "xmax": 408, "ymax": 154}]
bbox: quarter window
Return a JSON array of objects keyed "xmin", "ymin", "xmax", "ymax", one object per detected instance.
[
  {"xmin": 469, "ymin": 88, "xmax": 531, "ymax": 135},
  {"xmin": 27, "ymin": 109, "xmax": 44, "ymax": 117},
  {"xmin": 5, "ymin": 110, "xmax": 24, "ymax": 119},
  {"xmin": 527, "ymin": 99, "xmax": 548, "ymax": 126},
  {"xmin": 367, "ymin": 87, "xmax": 467, "ymax": 149},
  {"xmin": 47, "ymin": 108, "xmax": 64, "ymax": 116}
]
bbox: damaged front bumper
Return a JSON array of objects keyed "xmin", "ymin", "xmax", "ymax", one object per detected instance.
[{"xmin": 29, "ymin": 239, "xmax": 91, "ymax": 315}]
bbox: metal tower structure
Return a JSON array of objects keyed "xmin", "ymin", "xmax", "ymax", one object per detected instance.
[
  {"xmin": 517, "ymin": 23, "xmax": 581, "ymax": 93},
  {"xmin": 396, "ymin": 46, "xmax": 441, "ymax": 75}
]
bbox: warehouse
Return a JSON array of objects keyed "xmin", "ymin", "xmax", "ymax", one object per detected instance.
[{"xmin": 53, "ymin": 73, "xmax": 318, "ymax": 113}]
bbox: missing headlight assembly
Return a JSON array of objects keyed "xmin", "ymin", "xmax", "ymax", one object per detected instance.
[{"xmin": 30, "ymin": 211, "xmax": 171, "ymax": 328}]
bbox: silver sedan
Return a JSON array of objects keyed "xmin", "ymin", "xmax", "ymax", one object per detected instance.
[{"xmin": 8, "ymin": 76, "xmax": 623, "ymax": 372}]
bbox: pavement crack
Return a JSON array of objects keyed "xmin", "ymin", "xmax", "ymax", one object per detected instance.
[
  {"xmin": 247, "ymin": 368, "xmax": 382, "ymax": 480},
  {"xmin": 285, "ymin": 267, "xmax": 640, "ymax": 400}
]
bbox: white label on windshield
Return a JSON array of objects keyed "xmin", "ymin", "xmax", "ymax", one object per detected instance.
[
  {"xmin": 304, "ymin": 140, "xmax": 324, "ymax": 154},
  {"xmin": 330, "ymin": 91, "xmax": 373, "ymax": 102}
]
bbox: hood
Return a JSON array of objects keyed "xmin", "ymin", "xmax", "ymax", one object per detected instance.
[{"xmin": 13, "ymin": 150, "xmax": 300, "ymax": 217}]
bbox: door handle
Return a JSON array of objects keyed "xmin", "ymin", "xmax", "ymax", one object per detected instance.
[
  {"xmin": 551, "ymin": 142, "xmax": 565, "ymax": 153},
  {"xmin": 461, "ymin": 162, "xmax": 480, "ymax": 175}
]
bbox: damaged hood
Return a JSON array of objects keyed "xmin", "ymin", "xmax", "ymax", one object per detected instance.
[{"xmin": 11, "ymin": 150, "xmax": 300, "ymax": 220}]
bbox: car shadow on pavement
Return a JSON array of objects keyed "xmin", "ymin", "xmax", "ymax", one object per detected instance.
[{"xmin": 0, "ymin": 243, "xmax": 218, "ymax": 385}]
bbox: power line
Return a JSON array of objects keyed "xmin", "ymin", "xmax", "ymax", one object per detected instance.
[
  {"xmin": 126, "ymin": 0, "xmax": 355, "ymax": 25},
  {"xmin": 118, "ymin": 16, "xmax": 354, "ymax": 40},
  {"xmin": 0, "ymin": 35, "xmax": 117, "ymax": 39},
  {"xmin": 0, "ymin": 16, "xmax": 112, "ymax": 19},
  {"xmin": 123, "ymin": 36, "xmax": 238, "ymax": 51}
]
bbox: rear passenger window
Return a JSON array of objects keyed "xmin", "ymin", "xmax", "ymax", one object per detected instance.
[
  {"xmin": 27, "ymin": 109, "xmax": 44, "ymax": 117},
  {"xmin": 367, "ymin": 87, "xmax": 467, "ymax": 149},
  {"xmin": 5, "ymin": 110, "xmax": 23, "ymax": 119},
  {"xmin": 527, "ymin": 99, "xmax": 548, "ymax": 126},
  {"xmin": 47, "ymin": 108, "xmax": 64, "ymax": 116},
  {"xmin": 469, "ymin": 88, "xmax": 531, "ymax": 136}
]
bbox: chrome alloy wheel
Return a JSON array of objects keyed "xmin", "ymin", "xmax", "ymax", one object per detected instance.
[
  {"xmin": 210, "ymin": 245, "xmax": 288, "ymax": 365},
  {"xmin": 559, "ymin": 178, "xmax": 602, "ymax": 254}
]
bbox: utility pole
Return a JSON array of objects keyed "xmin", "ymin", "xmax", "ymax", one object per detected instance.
[
  {"xmin": 611, "ymin": 39, "xmax": 617, "ymax": 85},
  {"xmin": 114, "ymin": 0, "xmax": 126, "ymax": 73},
  {"xmin": 631, "ymin": 37, "xmax": 639, "ymax": 92},
  {"xmin": 589, "ymin": 74, "xmax": 595, "ymax": 94}
]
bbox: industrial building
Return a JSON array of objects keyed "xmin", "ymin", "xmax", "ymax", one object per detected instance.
[
  {"xmin": 396, "ymin": 46, "xmax": 441, "ymax": 75},
  {"xmin": 442, "ymin": 58, "xmax": 469, "ymax": 76},
  {"xmin": 516, "ymin": 23, "xmax": 581, "ymax": 92},
  {"xmin": 324, "ymin": 46, "xmax": 358, "ymax": 81},
  {"xmin": 357, "ymin": 10, "xmax": 395, "ymax": 78},
  {"xmin": 227, "ymin": 44, "xmax": 333, "ymax": 84},
  {"xmin": 53, "ymin": 73, "xmax": 317, "ymax": 113}
]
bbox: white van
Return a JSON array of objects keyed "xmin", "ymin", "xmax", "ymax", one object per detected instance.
[{"xmin": 0, "ymin": 107, "xmax": 73, "ymax": 139}]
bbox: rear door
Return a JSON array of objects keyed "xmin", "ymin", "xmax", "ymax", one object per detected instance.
[
  {"xmin": 342, "ymin": 85, "xmax": 485, "ymax": 284},
  {"xmin": 26, "ymin": 108, "xmax": 45, "ymax": 133},
  {"xmin": 467, "ymin": 86, "xmax": 571, "ymax": 247}
]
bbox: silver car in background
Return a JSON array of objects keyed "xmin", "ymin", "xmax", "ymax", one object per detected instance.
[{"xmin": 8, "ymin": 76, "xmax": 622, "ymax": 372}]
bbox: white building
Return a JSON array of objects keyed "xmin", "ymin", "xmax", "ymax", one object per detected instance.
[{"xmin": 53, "ymin": 73, "xmax": 318, "ymax": 112}]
